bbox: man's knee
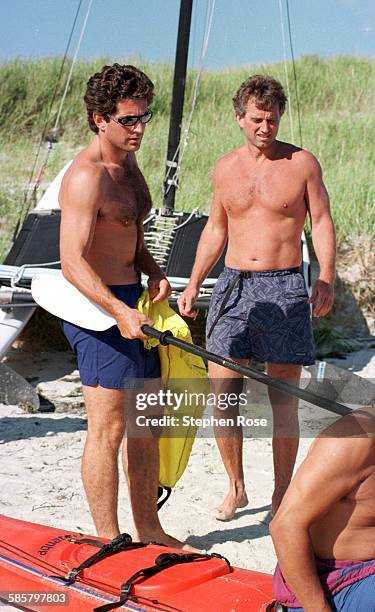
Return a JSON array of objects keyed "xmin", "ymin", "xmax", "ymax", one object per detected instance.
[
  {"xmin": 87, "ymin": 420, "xmax": 125, "ymax": 449},
  {"xmin": 267, "ymin": 364, "xmax": 302, "ymax": 414},
  {"xmin": 83, "ymin": 385, "xmax": 127, "ymax": 445},
  {"xmin": 267, "ymin": 363, "xmax": 302, "ymax": 381}
]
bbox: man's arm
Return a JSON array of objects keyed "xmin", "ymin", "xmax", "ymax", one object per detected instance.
[
  {"xmin": 59, "ymin": 165, "xmax": 153, "ymax": 340},
  {"xmin": 178, "ymin": 162, "xmax": 228, "ymax": 317},
  {"xmin": 130, "ymin": 154, "xmax": 171, "ymax": 304},
  {"xmin": 270, "ymin": 432, "xmax": 371, "ymax": 612},
  {"xmin": 135, "ymin": 222, "xmax": 171, "ymax": 304},
  {"xmin": 304, "ymin": 153, "xmax": 336, "ymax": 317}
]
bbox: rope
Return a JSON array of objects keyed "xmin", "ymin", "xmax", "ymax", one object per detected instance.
[
  {"xmin": 143, "ymin": 207, "xmax": 200, "ymax": 269},
  {"xmin": 163, "ymin": 0, "xmax": 216, "ymax": 201},
  {"xmin": 172, "ymin": 207, "xmax": 199, "ymax": 231},
  {"xmin": 10, "ymin": 261, "xmax": 61, "ymax": 290}
]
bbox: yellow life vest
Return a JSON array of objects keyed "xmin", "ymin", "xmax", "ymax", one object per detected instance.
[{"xmin": 136, "ymin": 291, "xmax": 208, "ymax": 491}]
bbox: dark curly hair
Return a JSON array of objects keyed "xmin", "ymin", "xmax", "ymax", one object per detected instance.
[
  {"xmin": 84, "ymin": 63, "xmax": 154, "ymax": 133},
  {"xmin": 233, "ymin": 74, "xmax": 287, "ymax": 117}
]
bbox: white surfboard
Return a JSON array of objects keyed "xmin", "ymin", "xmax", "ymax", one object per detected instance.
[{"xmin": 31, "ymin": 271, "xmax": 116, "ymax": 331}]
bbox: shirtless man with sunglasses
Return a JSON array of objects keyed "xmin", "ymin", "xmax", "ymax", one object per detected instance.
[{"xmin": 59, "ymin": 63, "xmax": 192, "ymax": 549}]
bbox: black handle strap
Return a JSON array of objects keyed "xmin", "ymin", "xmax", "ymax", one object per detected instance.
[
  {"xmin": 94, "ymin": 551, "xmax": 231, "ymax": 612},
  {"xmin": 63, "ymin": 533, "xmax": 146, "ymax": 584}
]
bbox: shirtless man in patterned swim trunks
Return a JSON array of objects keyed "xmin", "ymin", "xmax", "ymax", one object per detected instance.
[
  {"xmin": 271, "ymin": 406, "xmax": 375, "ymax": 612},
  {"xmin": 60, "ymin": 63, "xmax": 193, "ymax": 549},
  {"xmin": 178, "ymin": 74, "xmax": 336, "ymax": 519}
]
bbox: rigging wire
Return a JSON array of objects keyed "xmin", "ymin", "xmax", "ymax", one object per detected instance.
[
  {"xmin": 162, "ymin": 0, "xmax": 216, "ymax": 201},
  {"xmin": 26, "ymin": 0, "xmax": 93, "ymax": 214},
  {"xmin": 191, "ymin": 0, "xmax": 199, "ymax": 71},
  {"xmin": 53, "ymin": 0, "xmax": 93, "ymax": 133},
  {"xmin": 285, "ymin": 0, "xmax": 303, "ymax": 147},
  {"xmin": 278, "ymin": 0, "xmax": 294, "ymax": 142},
  {"xmin": 16, "ymin": 0, "xmax": 93, "ymax": 239},
  {"xmin": 15, "ymin": 0, "xmax": 84, "ymax": 240},
  {"xmin": 177, "ymin": 0, "xmax": 216, "ymax": 168}
]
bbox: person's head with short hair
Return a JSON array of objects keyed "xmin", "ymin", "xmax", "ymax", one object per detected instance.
[
  {"xmin": 233, "ymin": 74, "xmax": 287, "ymax": 118},
  {"xmin": 84, "ymin": 63, "xmax": 154, "ymax": 133}
]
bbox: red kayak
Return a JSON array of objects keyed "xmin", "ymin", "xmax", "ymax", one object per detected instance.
[{"xmin": 0, "ymin": 515, "xmax": 276, "ymax": 611}]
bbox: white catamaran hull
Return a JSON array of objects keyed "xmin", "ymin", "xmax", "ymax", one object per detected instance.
[
  {"xmin": 0, "ymin": 305, "xmax": 35, "ymax": 360},
  {"xmin": 0, "ymin": 165, "xmax": 69, "ymax": 360}
]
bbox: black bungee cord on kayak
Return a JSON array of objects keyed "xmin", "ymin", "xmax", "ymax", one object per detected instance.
[
  {"xmin": 93, "ymin": 550, "xmax": 231, "ymax": 612},
  {"xmin": 54, "ymin": 530, "xmax": 231, "ymax": 612},
  {"xmin": 59, "ymin": 533, "xmax": 147, "ymax": 584}
]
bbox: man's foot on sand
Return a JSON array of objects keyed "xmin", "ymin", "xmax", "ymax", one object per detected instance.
[
  {"xmin": 135, "ymin": 530, "xmax": 202, "ymax": 552},
  {"xmin": 215, "ymin": 491, "xmax": 248, "ymax": 521}
]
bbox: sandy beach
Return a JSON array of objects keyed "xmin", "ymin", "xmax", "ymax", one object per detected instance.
[{"xmin": 1, "ymin": 344, "xmax": 374, "ymax": 576}]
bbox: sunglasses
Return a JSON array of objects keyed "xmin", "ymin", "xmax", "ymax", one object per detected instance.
[{"xmin": 107, "ymin": 110, "xmax": 153, "ymax": 127}]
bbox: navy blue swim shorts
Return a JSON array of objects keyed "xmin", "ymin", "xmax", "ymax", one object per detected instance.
[
  {"xmin": 62, "ymin": 283, "xmax": 160, "ymax": 389},
  {"xmin": 206, "ymin": 267, "xmax": 315, "ymax": 365}
]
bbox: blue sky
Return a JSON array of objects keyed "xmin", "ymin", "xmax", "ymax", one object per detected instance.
[{"xmin": 1, "ymin": 0, "xmax": 374, "ymax": 69}]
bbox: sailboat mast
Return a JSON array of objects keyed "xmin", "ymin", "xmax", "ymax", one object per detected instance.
[{"xmin": 162, "ymin": 0, "xmax": 193, "ymax": 213}]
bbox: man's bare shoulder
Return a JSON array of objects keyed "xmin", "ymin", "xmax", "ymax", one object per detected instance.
[
  {"xmin": 319, "ymin": 406, "xmax": 375, "ymax": 438},
  {"xmin": 307, "ymin": 407, "xmax": 375, "ymax": 471},
  {"xmin": 60, "ymin": 149, "xmax": 107, "ymax": 204},
  {"xmin": 63, "ymin": 149, "xmax": 106, "ymax": 185},
  {"xmin": 213, "ymin": 147, "xmax": 245, "ymax": 177},
  {"xmin": 276, "ymin": 140, "xmax": 317, "ymax": 162},
  {"xmin": 279, "ymin": 142, "xmax": 322, "ymax": 177}
]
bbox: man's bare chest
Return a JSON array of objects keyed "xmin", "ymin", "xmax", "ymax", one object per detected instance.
[
  {"xmin": 98, "ymin": 178, "xmax": 151, "ymax": 227},
  {"xmin": 222, "ymin": 164, "xmax": 306, "ymax": 217}
]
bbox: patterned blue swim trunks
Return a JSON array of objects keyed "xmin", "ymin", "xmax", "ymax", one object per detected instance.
[
  {"xmin": 286, "ymin": 575, "xmax": 375, "ymax": 611},
  {"xmin": 206, "ymin": 267, "xmax": 315, "ymax": 365},
  {"xmin": 62, "ymin": 283, "xmax": 160, "ymax": 389}
]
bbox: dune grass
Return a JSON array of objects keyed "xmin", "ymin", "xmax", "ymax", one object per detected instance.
[{"xmin": 0, "ymin": 55, "xmax": 374, "ymax": 262}]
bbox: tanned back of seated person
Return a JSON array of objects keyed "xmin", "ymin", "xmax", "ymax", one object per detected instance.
[{"xmin": 270, "ymin": 406, "xmax": 375, "ymax": 612}]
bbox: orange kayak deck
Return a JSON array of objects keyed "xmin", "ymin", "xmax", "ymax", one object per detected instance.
[{"xmin": 0, "ymin": 514, "xmax": 275, "ymax": 611}]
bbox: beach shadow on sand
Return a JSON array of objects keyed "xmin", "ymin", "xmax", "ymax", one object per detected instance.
[
  {"xmin": 186, "ymin": 505, "xmax": 272, "ymax": 549},
  {"xmin": 0, "ymin": 415, "xmax": 87, "ymax": 443}
]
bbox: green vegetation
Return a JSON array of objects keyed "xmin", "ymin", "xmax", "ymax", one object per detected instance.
[{"xmin": 0, "ymin": 55, "xmax": 374, "ymax": 262}]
